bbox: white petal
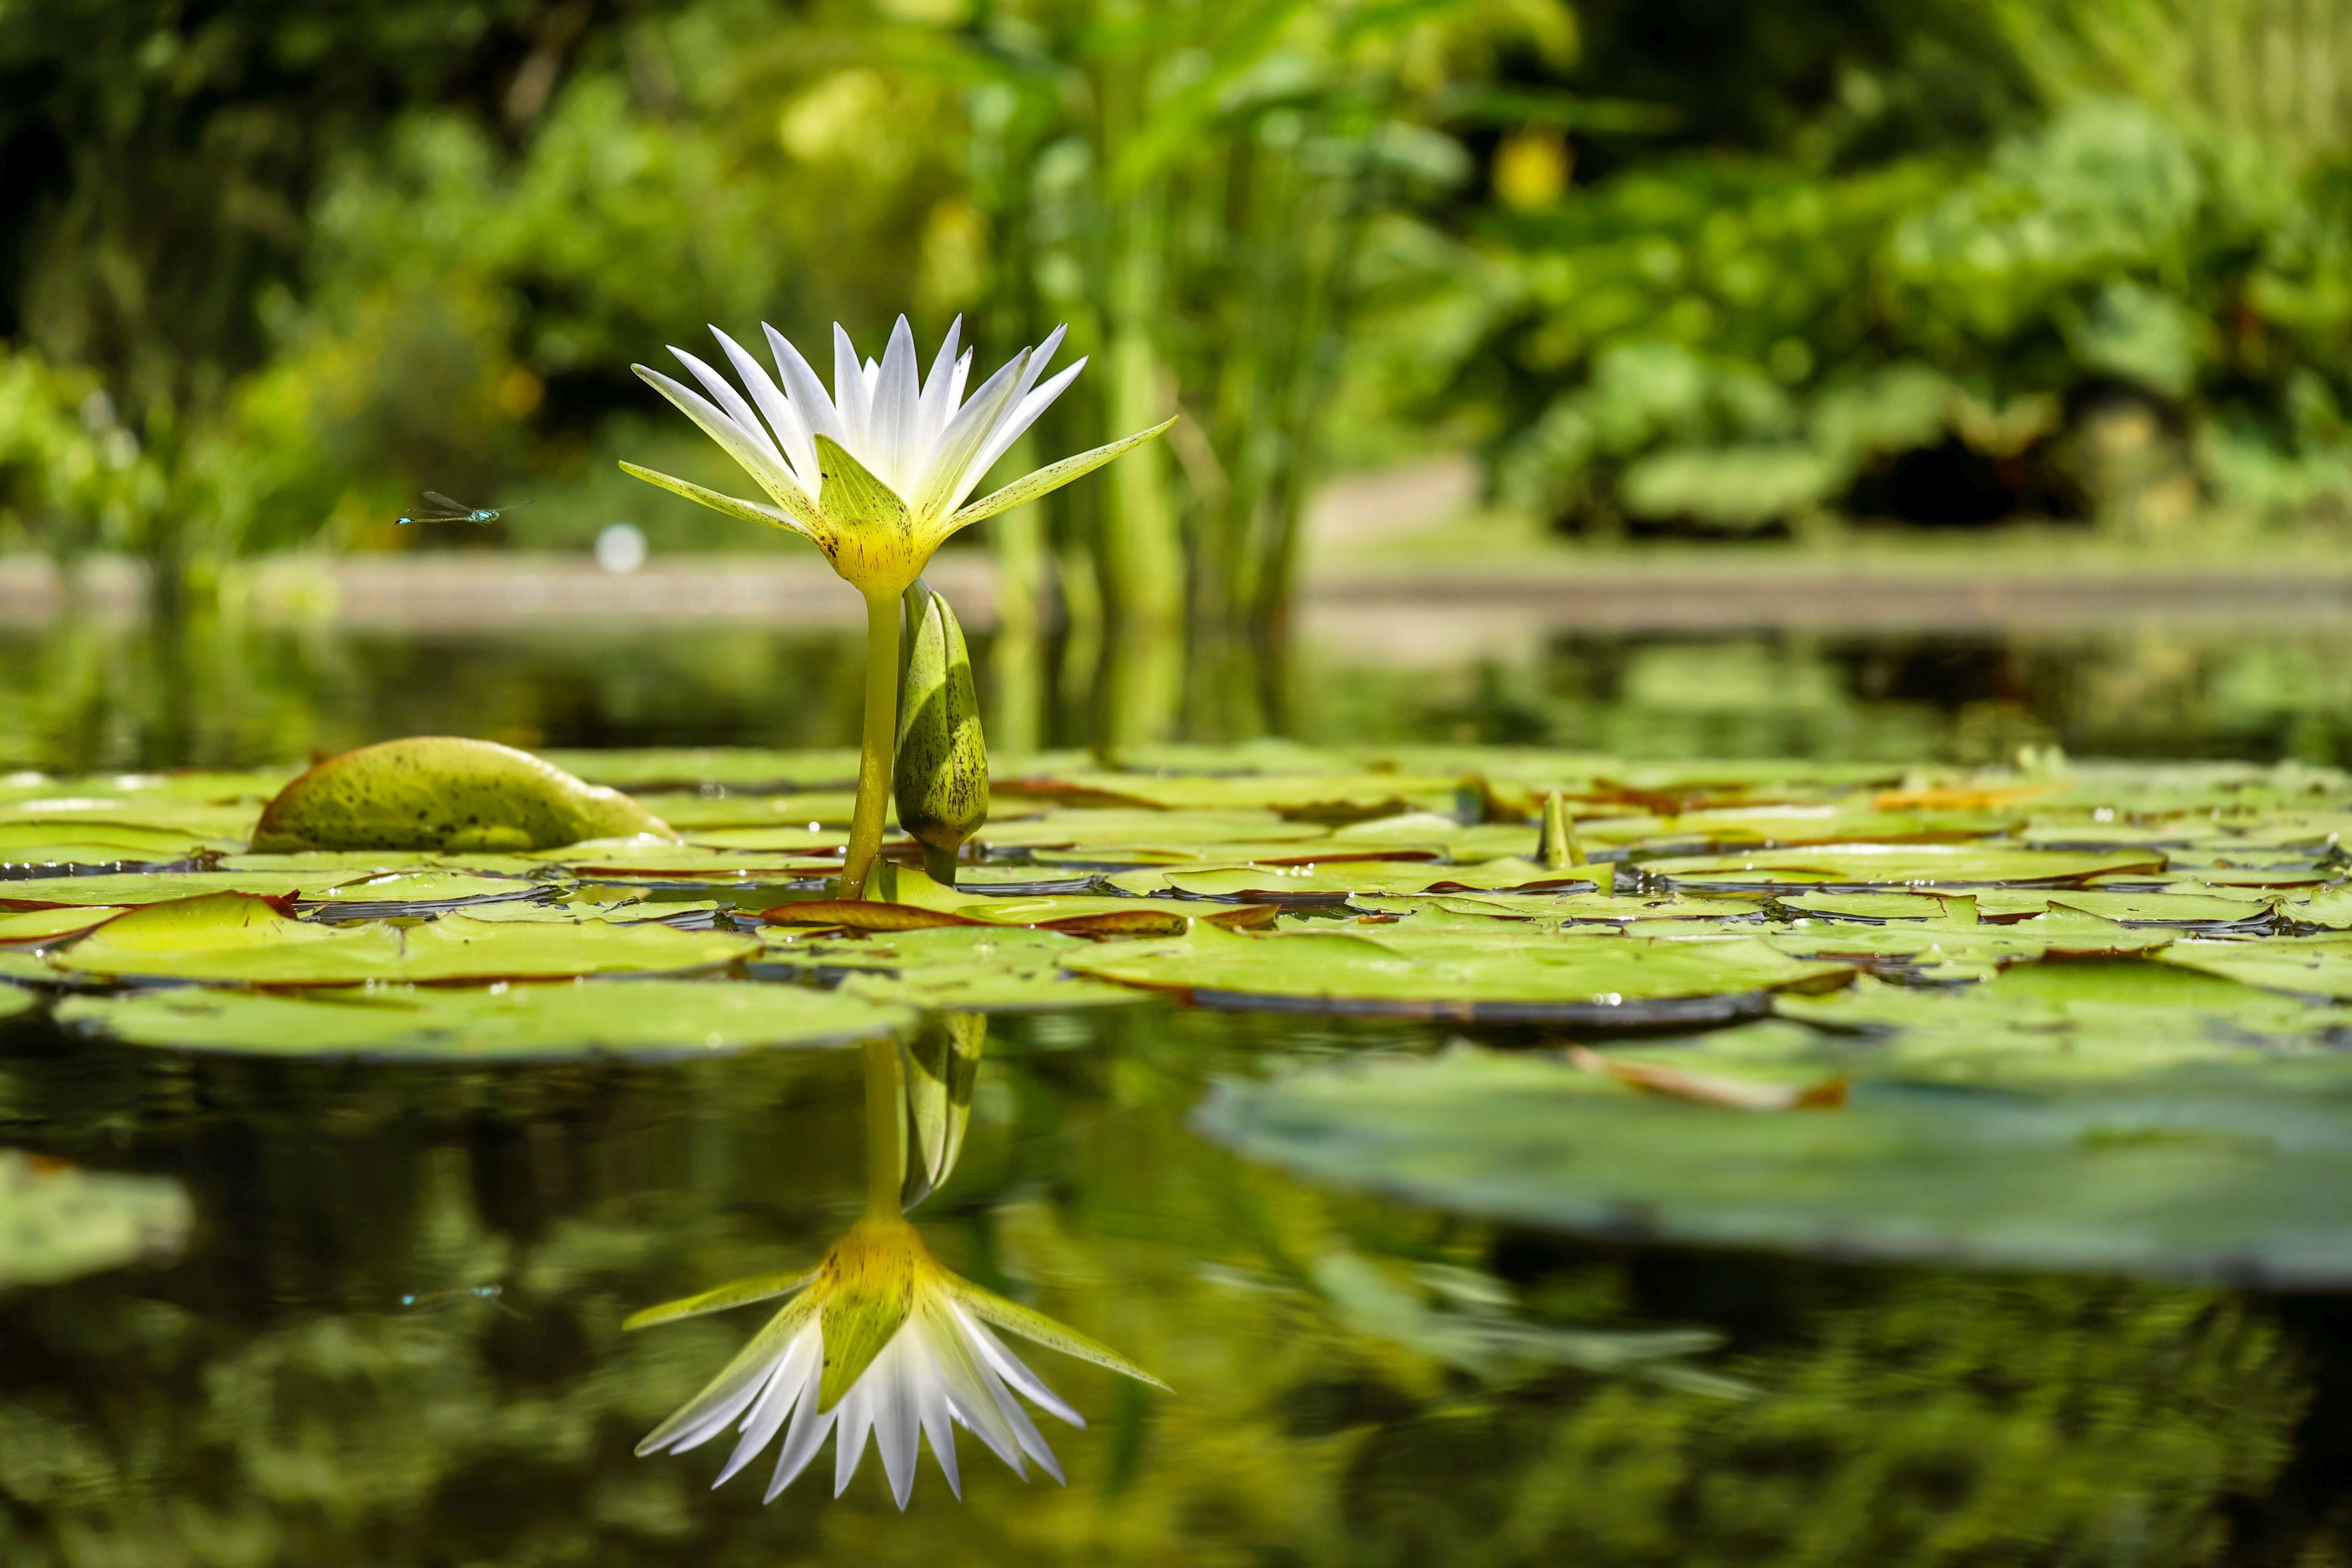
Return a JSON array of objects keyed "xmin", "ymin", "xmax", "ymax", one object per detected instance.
[
  {"xmin": 763, "ymin": 324, "xmax": 848, "ymax": 448},
  {"xmin": 955, "ymin": 357, "xmax": 1088, "ymax": 512},
  {"xmin": 869, "ymin": 316, "xmax": 922, "ymax": 495},
  {"xmin": 634, "ymin": 364, "xmax": 806, "ymax": 511},
  {"xmin": 915, "ymin": 317, "xmax": 965, "ymax": 453},
  {"xmin": 711, "ymin": 327, "xmax": 819, "ymax": 490},
  {"xmin": 957, "ymin": 1304, "xmax": 1084, "ymax": 1428},
  {"xmin": 833, "ymin": 325, "xmax": 873, "ymax": 453},
  {"xmin": 871, "ymin": 1336, "xmax": 922, "ymax": 1509},
  {"xmin": 832, "ymin": 1359, "xmax": 879, "ymax": 1497},
  {"xmin": 668, "ymin": 347, "xmax": 790, "ymax": 474},
  {"xmin": 764, "ymin": 1347, "xmax": 837, "ymax": 1502},
  {"xmin": 911, "ymin": 349, "xmax": 1031, "ymax": 516},
  {"xmin": 713, "ymin": 1329, "xmax": 818, "ymax": 1486}
]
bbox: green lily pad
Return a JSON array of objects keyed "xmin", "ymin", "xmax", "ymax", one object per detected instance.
[
  {"xmin": 0, "ymin": 906, "xmax": 131, "ymax": 944},
  {"xmin": 1644, "ymin": 845, "xmax": 2168, "ymax": 891},
  {"xmin": 537, "ymin": 747, "xmax": 863, "ymax": 792},
  {"xmin": 630, "ymin": 790, "xmax": 865, "ymax": 831},
  {"xmin": 0, "ymin": 821, "xmax": 237, "ymax": 865},
  {"xmin": 0, "ymin": 1149, "xmax": 192, "ymax": 1288},
  {"xmin": 0, "ymin": 982, "xmax": 35, "ymax": 1018},
  {"xmin": 1192, "ymin": 1043, "xmax": 2352, "ymax": 1283},
  {"xmin": 994, "ymin": 770, "xmax": 1463, "ymax": 821},
  {"xmin": 762, "ymin": 926, "xmax": 1151, "ymax": 1011},
  {"xmin": 58, "ymin": 979, "xmax": 909, "ymax": 1059},
  {"xmin": 2157, "ymin": 936, "xmax": 2352, "ymax": 1000},
  {"xmin": 47, "ymin": 893, "xmax": 760, "ymax": 985},
  {"xmin": 1066, "ymin": 923, "xmax": 1851, "ymax": 1022},
  {"xmin": 1116, "ymin": 858, "xmax": 1597, "ymax": 901}
]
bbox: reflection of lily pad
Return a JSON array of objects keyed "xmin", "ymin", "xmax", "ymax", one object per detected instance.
[
  {"xmin": 1194, "ymin": 1045, "xmax": 2352, "ymax": 1283},
  {"xmin": 48, "ymin": 894, "xmax": 759, "ymax": 985},
  {"xmin": 1068, "ymin": 924, "xmax": 1850, "ymax": 1022},
  {"xmin": 0, "ymin": 983, "xmax": 35, "ymax": 1019},
  {"xmin": 0, "ymin": 1149, "xmax": 192, "ymax": 1288},
  {"xmin": 60, "ymin": 980, "xmax": 908, "ymax": 1059}
]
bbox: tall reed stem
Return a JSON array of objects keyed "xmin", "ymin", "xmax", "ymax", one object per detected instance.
[{"xmin": 844, "ymin": 590, "xmax": 902, "ymax": 898}]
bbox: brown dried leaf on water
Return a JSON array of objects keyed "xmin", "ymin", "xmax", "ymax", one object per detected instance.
[{"xmin": 1566, "ymin": 1045, "xmax": 1847, "ymax": 1111}]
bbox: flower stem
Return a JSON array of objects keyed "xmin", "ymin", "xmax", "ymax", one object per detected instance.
[
  {"xmin": 844, "ymin": 589, "xmax": 902, "ymax": 899},
  {"xmin": 863, "ymin": 1033, "xmax": 905, "ymax": 1218}
]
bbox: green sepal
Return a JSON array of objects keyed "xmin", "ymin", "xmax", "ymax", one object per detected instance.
[
  {"xmin": 948, "ymin": 1277, "xmax": 1173, "ymax": 1391},
  {"xmin": 943, "ymin": 416, "xmax": 1178, "ymax": 535},
  {"xmin": 618, "ymin": 461, "xmax": 821, "ymax": 542},
  {"xmin": 622, "ymin": 1268, "xmax": 818, "ymax": 1332},
  {"xmin": 815, "ymin": 434, "xmax": 913, "ymax": 533}
]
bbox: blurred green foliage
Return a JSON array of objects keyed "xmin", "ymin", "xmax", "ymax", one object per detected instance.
[
  {"xmin": 6, "ymin": 0, "xmax": 2352, "ymax": 595},
  {"xmin": 1440, "ymin": 0, "xmax": 2352, "ymax": 538}
]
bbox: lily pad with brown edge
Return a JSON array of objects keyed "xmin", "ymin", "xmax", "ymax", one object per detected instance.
[
  {"xmin": 252, "ymin": 737, "xmax": 679, "ymax": 853},
  {"xmin": 56, "ymin": 978, "xmax": 910, "ymax": 1060},
  {"xmin": 1642, "ymin": 844, "xmax": 2168, "ymax": 892},
  {"xmin": 1773, "ymin": 966, "xmax": 2348, "ymax": 1089},
  {"xmin": 630, "ymin": 790, "xmax": 865, "ymax": 831},
  {"xmin": 535, "ymin": 747, "xmax": 864, "ymax": 792},
  {"xmin": 1356, "ymin": 892, "xmax": 1767, "ymax": 924},
  {"xmin": 1190, "ymin": 1041, "xmax": 2352, "ymax": 1284},
  {"xmin": 1114, "ymin": 858, "xmax": 1600, "ymax": 901},
  {"xmin": 0, "ymin": 1149, "xmax": 191, "ymax": 1289},
  {"xmin": 992, "ymin": 769, "xmax": 1464, "ymax": 821},
  {"xmin": 0, "ymin": 821, "xmax": 241, "ymax": 866},
  {"xmin": 974, "ymin": 808, "xmax": 1325, "ymax": 852},
  {"xmin": 1978, "ymin": 890, "xmax": 2280, "ymax": 926},
  {"xmin": 45, "ymin": 893, "xmax": 759, "ymax": 985},
  {"xmin": 1065, "ymin": 922, "xmax": 1851, "ymax": 1023},
  {"xmin": 2157, "ymin": 936, "xmax": 2352, "ymax": 1000},
  {"xmin": 0, "ymin": 906, "xmax": 133, "ymax": 944},
  {"xmin": 549, "ymin": 843, "xmax": 843, "ymax": 880},
  {"xmin": 760, "ymin": 926, "xmax": 1151, "ymax": 1011}
]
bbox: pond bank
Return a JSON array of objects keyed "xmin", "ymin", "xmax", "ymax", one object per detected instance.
[{"xmin": 5, "ymin": 546, "xmax": 2349, "ymax": 642}]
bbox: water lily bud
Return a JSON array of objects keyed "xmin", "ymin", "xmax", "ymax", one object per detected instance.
[
  {"xmin": 900, "ymin": 1011, "xmax": 985, "ymax": 1212},
  {"xmin": 1539, "ymin": 790, "xmax": 1585, "ymax": 870},
  {"xmin": 894, "ymin": 579, "xmax": 989, "ymax": 885}
]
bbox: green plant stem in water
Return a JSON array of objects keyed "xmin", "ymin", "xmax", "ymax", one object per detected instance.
[
  {"xmin": 844, "ymin": 590, "xmax": 903, "ymax": 899},
  {"xmin": 863, "ymin": 1032, "xmax": 905, "ymax": 1218}
]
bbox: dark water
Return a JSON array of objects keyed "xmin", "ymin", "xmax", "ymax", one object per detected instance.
[{"xmin": 3, "ymin": 612, "xmax": 2351, "ymax": 1564}]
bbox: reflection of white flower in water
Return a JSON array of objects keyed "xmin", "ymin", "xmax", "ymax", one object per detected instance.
[{"xmin": 631, "ymin": 1214, "xmax": 1166, "ymax": 1509}]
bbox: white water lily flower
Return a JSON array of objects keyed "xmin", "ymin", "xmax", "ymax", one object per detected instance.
[
  {"xmin": 624, "ymin": 316, "xmax": 1173, "ymax": 599},
  {"xmin": 629, "ymin": 1215, "xmax": 1167, "ymax": 1509}
]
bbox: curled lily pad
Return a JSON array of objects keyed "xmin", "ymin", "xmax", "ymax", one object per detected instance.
[
  {"xmin": 58, "ymin": 979, "xmax": 909, "ymax": 1059},
  {"xmin": 47, "ymin": 893, "xmax": 759, "ymax": 985},
  {"xmin": 1067, "ymin": 923, "xmax": 1851, "ymax": 1023},
  {"xmin": 253, "ymin": 737, "xmax": 678, "ymax": 852},
  {"xmin": 1192, "ymin": 1043, "xmax": 2352, "ymax": 1284},
  {"xmin": 0, "ymin": 1150, "xmax": 191, "ymax": 1288}
]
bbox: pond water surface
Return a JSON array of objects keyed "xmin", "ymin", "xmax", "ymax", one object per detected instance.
[{"xmin": 2, "ymin": 613, "xmax": 2349, "ymax": 1565}]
